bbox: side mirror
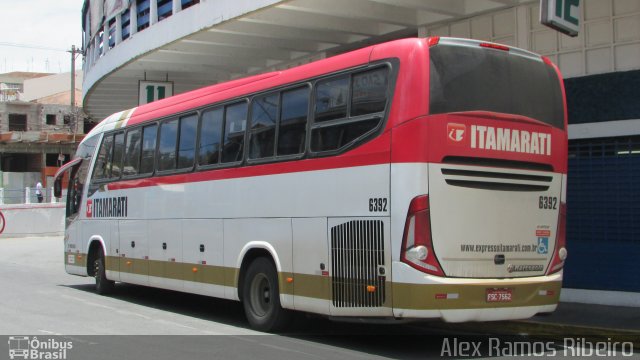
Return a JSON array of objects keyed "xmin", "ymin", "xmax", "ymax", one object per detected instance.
[
  {"xmin": 53, "ymin": 157, "xmax": 82, "ymax": 199},
  {"xmin": 54, "ymin": 177, "xmax": 63, "ymax": 198}
]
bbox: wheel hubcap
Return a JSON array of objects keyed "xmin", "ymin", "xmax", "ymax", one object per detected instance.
[
  {"xmin": 94, "ymin": 260, "xmax": 101, "ymax": 285},
  {"xmin": 249, "ymin": 274, "xmax": 271, "ymax": 317}
]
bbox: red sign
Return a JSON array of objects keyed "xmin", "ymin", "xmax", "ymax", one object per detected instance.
[
  {"xmin": 86, "ymin": 199, "xmax": 92, "ymax": 218},
  {"xmin": 536, "ymin": 229, "xmax": 551, "ymax": 237},
  {"xmin": 447, "ymin": 123, "xmax": 466, "ymax": 143}
]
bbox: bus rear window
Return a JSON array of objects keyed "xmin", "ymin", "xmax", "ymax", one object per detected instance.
[{"xmin": 429, "ymin": 44, "xmax": 564, "ymax": 129}]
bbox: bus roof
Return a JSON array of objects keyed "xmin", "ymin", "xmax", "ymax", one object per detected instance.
[{"xmin": 83, "ymin": 37, "xmax": 431, "ymax": 142}]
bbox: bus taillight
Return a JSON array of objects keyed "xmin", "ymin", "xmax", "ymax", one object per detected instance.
[
  {"xmin": 401, "ymin": 195, "xmax": 445, "ymax": 276},
  {"xmin": 547, "ymin": 202, "xmax": 568, "ymax": 274}
]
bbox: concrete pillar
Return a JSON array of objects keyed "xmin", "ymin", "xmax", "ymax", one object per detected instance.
[
  {"xmin": 103, "ymin": 23, "xmax": 110, "ymax": 53},
  {"xmin": 115, "ymin": 13, "xmax": 123, "ymax": 45},
  {"xmin": 173, "ymin": 0, "xmax": 182, "ymax": 15},
  {"xmin": 95, "ymin": 36, "xmax": 101, "ymax": 59},
  {"xmin": 50, "ymin": 187, "xmax": 55, "ymax": 203},
  {"xmin": 131, "ymin": 0, "xmax": 138, "ymax": 36},
  {"xmin": 151, "ymin": 0, "xmax": 158, "ymax": 25},
  {"xmin": 25, "ymin": 187, "xmax": 30, "ymax": 204}
]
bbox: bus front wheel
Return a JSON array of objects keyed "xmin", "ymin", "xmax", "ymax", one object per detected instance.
[
  {"xmin": 94, "ymin": 252, "xmax": 115, "ymax": 295},
  {"xmin": 242, "ymin": 257, "xmax": 291, "ymax": 332}
]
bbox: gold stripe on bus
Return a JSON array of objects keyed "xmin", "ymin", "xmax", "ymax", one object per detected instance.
[
  {"xmin": 106, "ymin": 256, "xmax": 237, "ymax": 288},
  {"xmin": 113, "ymin": 108, "xmax": 134, "ymax": 130},
  {"xmin": 96, "ymin": 254, "xmax": 559, "ymax": 310},
  {"xmin": 279, "ymin": 272, "xmax": 331, "ymax": 300},
  {"xmin": 64, "ymin": 251, "xmax": 87, "ymax": 268}
]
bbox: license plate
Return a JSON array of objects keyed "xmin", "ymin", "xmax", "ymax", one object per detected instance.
[{"xmin": 486, "ymin": 288, "xmax": 512, "ymax": 303}]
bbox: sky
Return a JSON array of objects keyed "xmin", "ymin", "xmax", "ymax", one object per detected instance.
[{"xmin": 0, "ymin": 0, "xmax": 83, "ymax": 74}]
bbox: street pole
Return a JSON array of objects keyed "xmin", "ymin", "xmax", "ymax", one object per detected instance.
[
  {"xmin": 68, "ymin": 45, "xmax": 82, "ymax": 142},
  {"xmin": 70, "ymin": 45, "xmax": 79, "ymax": 108},
  {"xmin": 69, "ymin": 45, "xmax": 83, "ymax": 107}
]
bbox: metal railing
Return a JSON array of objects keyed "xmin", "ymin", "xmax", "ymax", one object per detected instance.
[{"xmin": 0, "ymin": 187, "xmax": 65, "ymax": 205}]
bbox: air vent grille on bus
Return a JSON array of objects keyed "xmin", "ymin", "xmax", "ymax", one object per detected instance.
[
  {"xmin": 441, "ymin": 168, "xmax": 553, "ymax": 192},
  {"xmin": 443, "ymin": 156, "xmax": 554, "ymax": 172},
  {"xmin": 330, "ymin": 220, "xmax": 385, "ymax": 308}
]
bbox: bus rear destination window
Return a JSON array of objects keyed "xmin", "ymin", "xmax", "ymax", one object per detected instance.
[{"xmin": 429, "ymin": 45, "xmax": 564, "ymax": 129}]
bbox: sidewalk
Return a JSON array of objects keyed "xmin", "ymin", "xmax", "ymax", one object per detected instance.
[
  {"xmin": 524, "ymin": 302, "xmax": 640, "ymax": 333},
  {"xmin": 430, "ymin": 302, "xmax": 640, "ymax": 346}
]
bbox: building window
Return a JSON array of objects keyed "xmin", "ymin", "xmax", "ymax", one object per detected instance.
[
  {"xmin": 121, "ymin": 9, "xmax": 131, "ymax": 40},
  {"xmin": 108, "ymin": 18, "xmax": 116, "ymax": 49},
  {"xmin": 46, "ymin": 114, "xmax": 56, "ymax": 125},
  {"xmin": 158, "ymin": 0, "xmax": 173, "ymax": 21},
  {"xmin": 8, "ymin": 114, "xmax": 27, "ymax": 131},
  {"xmin": 181, "ymin": 0, "xmax": 199, "ymax": 10},
  {"xmin": 137, "ymin": 0, "xmax": 151, "ymax": 31}
]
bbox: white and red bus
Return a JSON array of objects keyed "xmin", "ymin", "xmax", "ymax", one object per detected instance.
[{"xmin": 55, "ymin": 37, "xmax": 568, "ymax": 331}]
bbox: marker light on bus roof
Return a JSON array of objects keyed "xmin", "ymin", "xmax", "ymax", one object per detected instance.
[
  {"xmin": 427, "ymin": 36, "xmax": 440, "ymax": 47},
  {"xmin": 479, "ymin": 42, "xmax": 510, "ymax": 51}
]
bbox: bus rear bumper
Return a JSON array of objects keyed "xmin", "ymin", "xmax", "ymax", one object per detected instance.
[
  {"xmin": 395, "ymin": 304, "xmax": 557, "ymax": 322},
  {"xmin": 392, "ymin": 262, "xmax": 562, "ymax": 321}
]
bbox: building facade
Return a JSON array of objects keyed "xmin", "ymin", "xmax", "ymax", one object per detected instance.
[{"xmin": 0, "ymin": 72, "xmax": 85, "ymax": 203}]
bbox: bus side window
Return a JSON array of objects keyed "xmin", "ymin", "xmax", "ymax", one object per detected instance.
[
  {"xmin": 311, "ymin": 67, "xmax": 389, "ymax": 153},
  {"xmin": 92, "ymin": 134, "xmax": 114, "ymax": 180},
  {"xmin": 222, "ymin": 102, "xmax": 247, "ymax": 163},
  {"xmin": 123, "ymin": 128, "xmax": 142, "ymax": 176},
  {"xmin": 177, "ymin": 114, "xmax": 198, "ymax": 169},
  {"xmin": 249, "ymin": 93, "xmax": 278, "ymax": 159},
  {"xmin": 198, "ymin": 107, "xmax": 223, "ymax": 166},
  {"xmin": 351, "ymin": 67, "xmax": 389, "ymax": 116},
  {"xmin": 278, "ymin": 86, "xmax": 309, "ymax": 156},
  {"xmin": 158, "ymin": 119, "xmax": 179, "ymax": 172},
  {"xmin": 111, "ymin": 132, "xmax": 125, "ymax": 179},
  {"xmin": 315, "ymin": 76, "xmax": 348, "ymax": 122},
  {"xmin": 140, "ymin": 124, "xmax": 158, "ymax": 174}
]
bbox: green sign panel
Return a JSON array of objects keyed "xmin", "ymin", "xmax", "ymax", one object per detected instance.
[
  {"xmin": 139, "ymin": 81, "xmax": 173, "ymax": 105},
  {"xmin": 540, "ymin": 0, "xmax": 581, "ymax": 37}
]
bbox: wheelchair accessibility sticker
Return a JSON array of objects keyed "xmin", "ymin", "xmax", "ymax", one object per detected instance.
[{"xmin": 537, "ymin": 237, "xmax": 549, "ymax": 255}]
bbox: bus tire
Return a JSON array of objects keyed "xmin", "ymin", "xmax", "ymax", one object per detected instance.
[
  {"xmin": 242, "ymin": 257, "xmax": 291, "ymax": 332},
  {"xmin": 94, "ymin": 252, "xmax": 115, "ymax": 295}
]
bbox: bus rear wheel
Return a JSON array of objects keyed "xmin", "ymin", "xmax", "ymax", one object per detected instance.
[
  {"xmin": 242, "ymin": 257, "xmax": 291, "ymax": 332},
  {"xmin": 94, "ymin": 253, "xmax": 115, "ymax": 295}
]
